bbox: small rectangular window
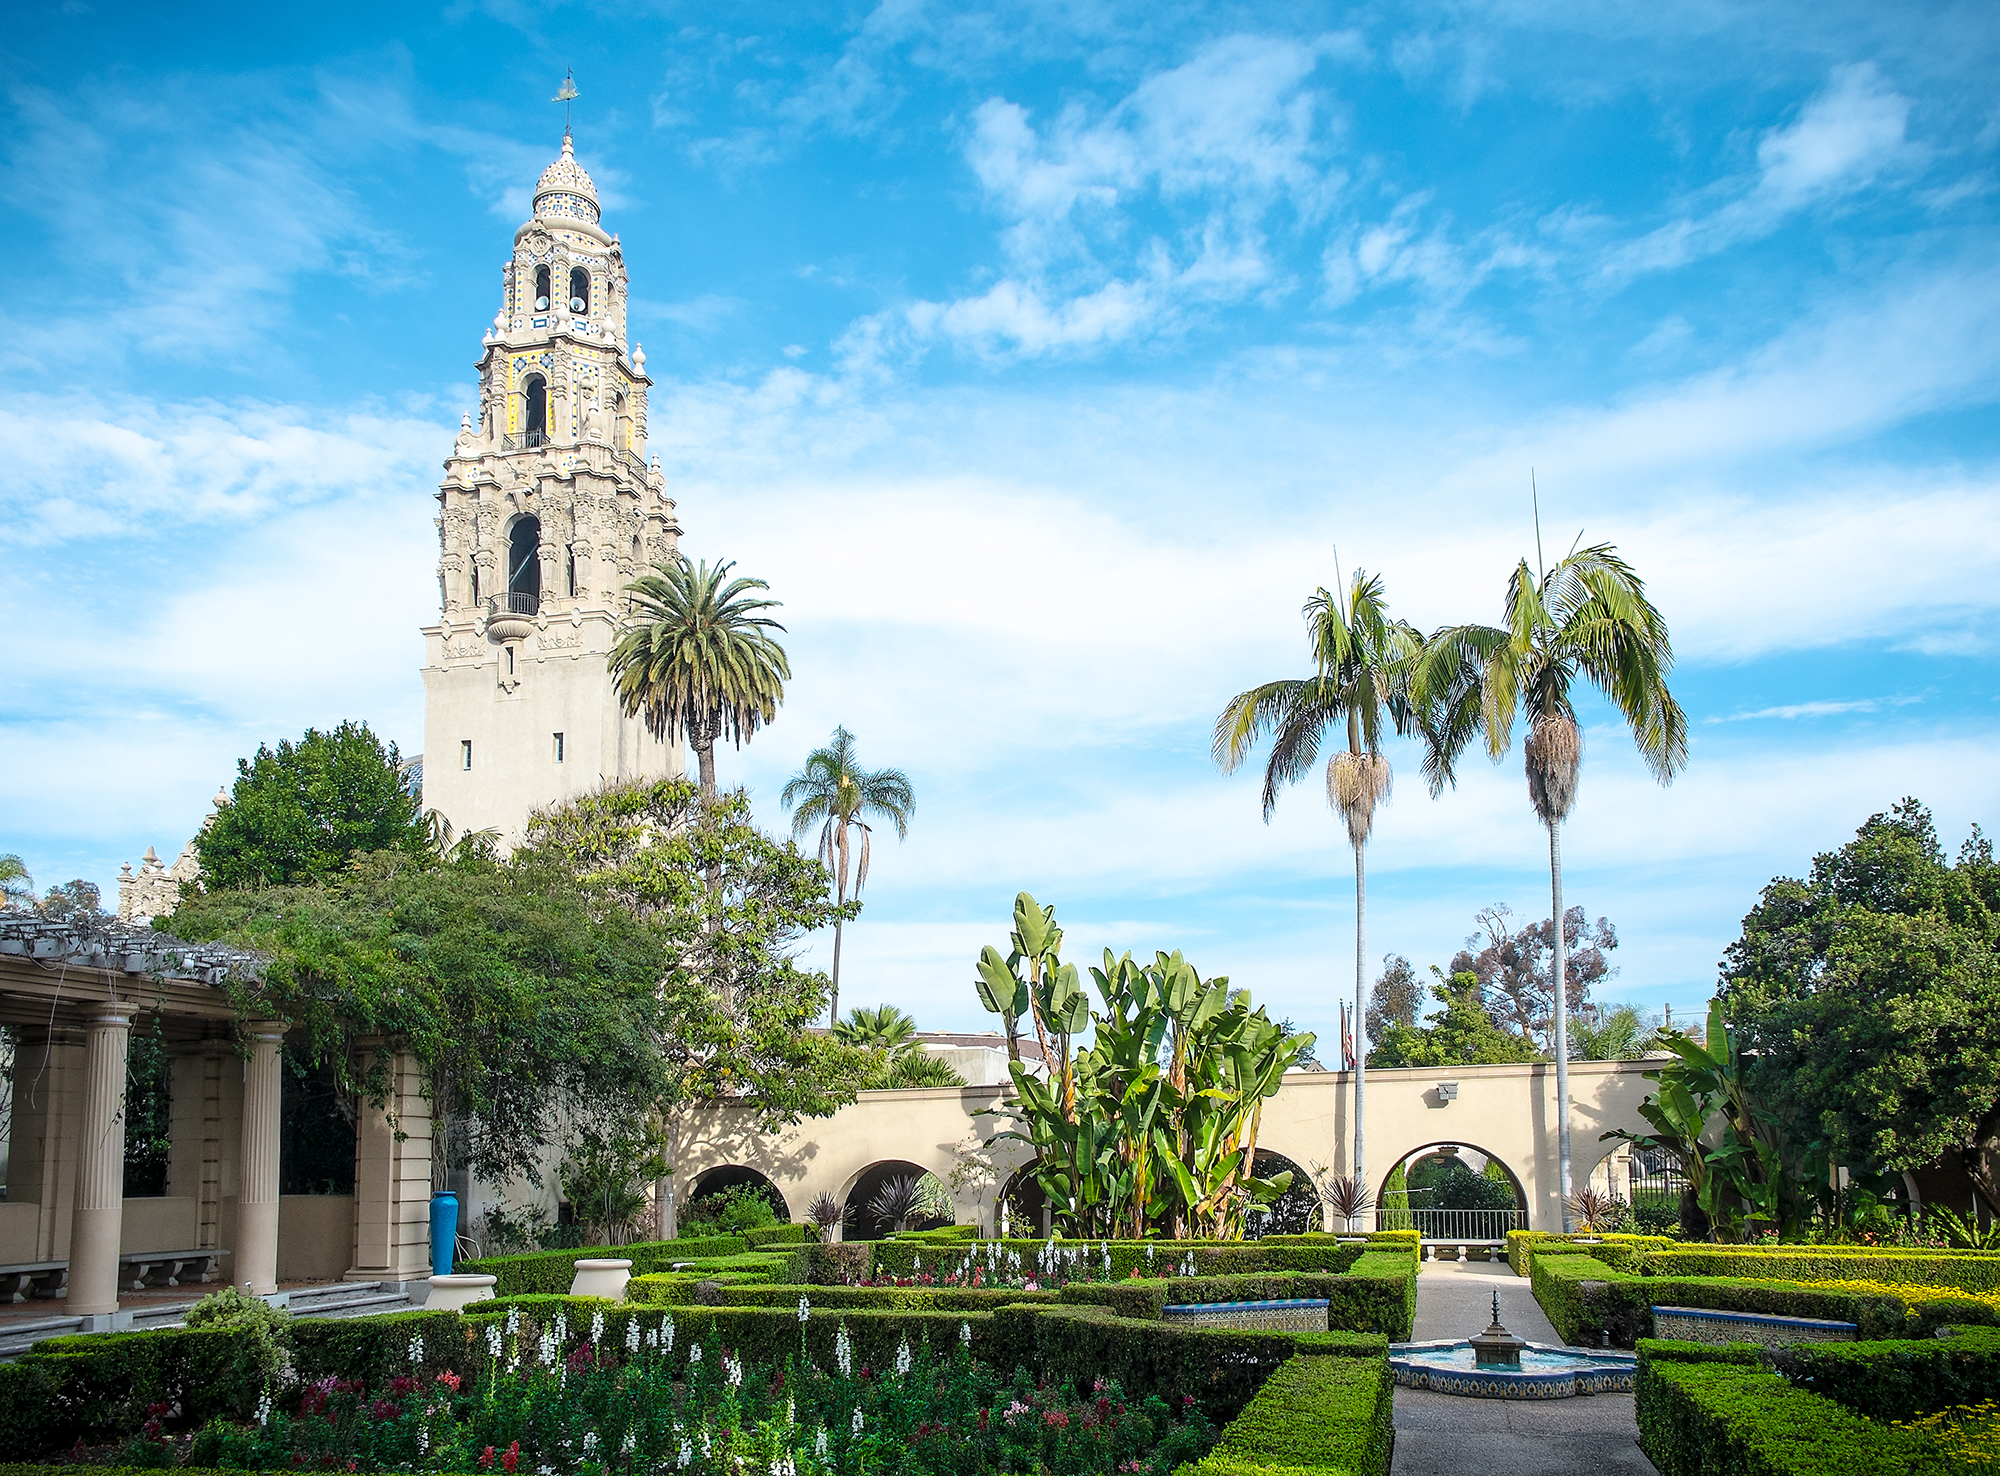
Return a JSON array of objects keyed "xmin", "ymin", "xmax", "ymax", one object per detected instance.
[
  {"xmin": 553, "ymin": 732, "xmax": 565, "ymax": 763},
  {"xmin": 461, "ymin": 740, "xmax": 473, "ymax": 770},
  {"xmin": 506, "ymin": 646, "xmax": 517, "ymax": 675}
]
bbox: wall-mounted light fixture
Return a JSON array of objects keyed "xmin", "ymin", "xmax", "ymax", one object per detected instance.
[{"xmin": 1435, "ymin": 1081, "xmax": 1460, "ymax": 1104}]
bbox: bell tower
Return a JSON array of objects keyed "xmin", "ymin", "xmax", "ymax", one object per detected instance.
[{"xmin": 420, "ymin": 129, "xmax": 682, "ymax": 845}]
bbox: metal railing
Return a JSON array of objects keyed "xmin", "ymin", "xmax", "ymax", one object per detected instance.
[
  {"xmin": 500, "ymin": 430, "xmax": 548, "ymax": 451},
  {"xmin": 1376, "ymin": 1207, "xmax": 1526, "ymax": 1240},
  {"xmin": 491, "ymin": 591, "xmax": 539, "ymax": 617}
]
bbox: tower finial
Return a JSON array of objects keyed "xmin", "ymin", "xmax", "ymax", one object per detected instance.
[{"xmin": 553, "ymin": 69, "xmax": 579, "ymax": 138}]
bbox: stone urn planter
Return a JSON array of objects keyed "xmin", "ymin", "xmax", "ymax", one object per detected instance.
[
  {"xmin": 427, "ymin": 1273, "xmax": 497, "ymax": 1311},
  {"xmin": 569, "ymin": 1258, "xmax": 633, "ymax": 1299}
]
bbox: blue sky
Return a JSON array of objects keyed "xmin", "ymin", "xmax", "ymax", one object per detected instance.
[{"xmin": 5, "ymin": 0, "xmax": 1998, "ymax": 1047}]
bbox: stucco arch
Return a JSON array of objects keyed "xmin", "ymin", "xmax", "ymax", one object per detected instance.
[
  {"xmin": 1378, "ymin": 1141, "xmax": 1529, "ymax": 1213},
  {"xmin": 687, "ymin": 1163, "xmax": 790, "ymax": 1222},
  {"xmin": 843, "ymin": 1158, "xmax": 947, "ymax": 1241}
]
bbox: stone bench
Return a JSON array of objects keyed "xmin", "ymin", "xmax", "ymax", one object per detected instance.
[
  {"xmin": 1419, "ymin": 1241, "xmax": 1506, "ymax": 1263},
  {"xmin": 0, "ymin": 1261, "xmax": 68, "ymax": 1302},
  {"xmin": 121, "ymin": 1249, "xmax": 226, "ymax": 1291},
  {"xmin": 1651, "ymin": 1304, "xmax": 1857, "ymax": 1346},
  {"xmin": 1161, "ymin": 1298, "xmax": 1330, "ymax": 1332}
]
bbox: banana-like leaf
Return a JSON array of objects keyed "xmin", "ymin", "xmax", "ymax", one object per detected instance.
[{"xmin": 975, "ymin": 945, "xmax": 1031, "ymax": 1016}]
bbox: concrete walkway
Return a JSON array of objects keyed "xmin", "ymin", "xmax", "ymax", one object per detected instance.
[{"xmin": 1390, "ymin": 1258, "xmax": 1659, "ymax": 1476}]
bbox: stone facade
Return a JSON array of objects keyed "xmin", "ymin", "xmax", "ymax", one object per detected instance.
[
  {"xmin": 117, "ymin": 789, "xmax": 226, "ymax": 923},
  {"xmin": 420, "ymin": 130, "xmax": 684, "ymax": 846}
]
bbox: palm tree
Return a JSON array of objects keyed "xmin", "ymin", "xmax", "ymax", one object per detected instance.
[
  {"xmin": 1213, "ymin": 568, "xmax": 1422, "ymax": 1201},
  {"xmin": 1414, "ymin": 540, "xmax": 1686, "ymax": 1227},
  {"xmin": 782, "ymin": 727, "xmax": 916, "ymax": 1025},
  {"xmin": 609, "ymin": 557, "xmax": 791, "ymax": 801},
  {"xmin": 832, "ymin": 1003, "xmax": 919, "ymax": 1056}
]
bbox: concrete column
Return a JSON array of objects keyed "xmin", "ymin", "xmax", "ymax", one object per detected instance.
[
  {"xmin": 11, "ymin": 1025, "xmax": 84, "ymax": 1263},
  {"xmin": 346, "ymin": 1038, "xmax": 433, "ymax": 1285},
  {"xmin": 69, "ymin": 1002, "xmax": 137, "ymax": 1318},
  {"xmin": 236, "ymin": 1022, "xmax": 286, "ymax": 1296}
]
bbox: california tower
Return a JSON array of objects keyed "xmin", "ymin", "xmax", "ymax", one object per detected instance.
[{"xmin": 421, "ymin": 130, "xmax": 681, "ymax": 843}]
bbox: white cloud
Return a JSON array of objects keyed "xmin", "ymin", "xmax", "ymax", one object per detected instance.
[
  {"xmin": 1609, "ymin": 64, "xmax": 1919, "ymax": 279},
  {"xmin": 1708, "ymin": 697, "xmax": 1918, "ymax": 722}
]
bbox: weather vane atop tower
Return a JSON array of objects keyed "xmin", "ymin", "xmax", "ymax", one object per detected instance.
[{"xmin": 552, "ymin": 69, "xmax": 579, "ymax": 137}]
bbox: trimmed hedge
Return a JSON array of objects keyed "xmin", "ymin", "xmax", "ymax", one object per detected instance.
[
  {"xmin": 1640, "ymin": 1247, "xmax": 2000, "ymax": 1294},
  {"xmin": 1636, "ymin": 1358, "xmax": 1948, "ymax": 1474},
  {"xmin": 1179, "ymin": 1352, "xmax": 1394, "ymax": 1476},
  {"xmin": 1505, "ymin": 1231, "xmax": 1678, "ymax": 1276},
  {"xmin": 456, "ymin": 1234, "xmax": 755, "ymax": 1294},
  {"xmin": 869, "ymin": 1237, "xmax": 1367, "ymax": 1282},
  {"xmin": 743, "ymin": 1223, "xmax": 816, "ymax": 1247},
  {"xmin": 1766, "ymin": 1328, "xmax": 2000, "ymax": 1422},
  {"xmin": 1635, "ymin": 1338, "xmax": 1766, "ymax": 1368},
  {"xmin": 1529, "ymin": 1253, "xmax": 1907, "ymax": 1347},
  {"xmin": 18, "ymin": 1325, "xmax": 272, "ymax": 1442}
]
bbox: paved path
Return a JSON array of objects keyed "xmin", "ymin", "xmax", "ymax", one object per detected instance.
[{"xmin": 1390, "ymin": 1258, "xmax": 1659, "ymax": 1476}]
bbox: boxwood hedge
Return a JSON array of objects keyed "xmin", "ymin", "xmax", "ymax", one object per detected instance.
[
  {"xmin": 1635, "ymin": 1357, "xmax": 1949, "ymax": 1474},
  {"xmin": 456, "ymin": 1234, "xmax": 761, "ymax": 1294},
  {"xmin": 1639, "ymin": 1247, "xmax": 2000, "ymax": 1294},
  {"xmin": 1764, "ymin": 1327, "xmax": 2000, "ymax": 1422},
  {"xmin": 1178, "ymin": 1351, "xmax": 1394, "ymax": 1476},
  {"xmin": 1528, "ymin": 1251, "xmax": 1908, "ymax": 1347}
]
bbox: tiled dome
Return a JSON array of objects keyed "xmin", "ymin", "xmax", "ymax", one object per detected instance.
[{"xmin": 533, "ymin": 132, "xmax": 601, "ymax": 225}]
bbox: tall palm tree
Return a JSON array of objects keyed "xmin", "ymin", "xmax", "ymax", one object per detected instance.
[
  {"xmin": 1414, "ymin": 540, "xmax": 1686, "ymax": 1226},
  {"xmin": 1213, "ymin": 569, "xmax": 1422, "ymax": 1200},
  {"xmin": 782, "ymin": 726, "xmax": 916, "ymax": 1025},
  {"xmin": 610, "ymin": 557, "xmax": 790, "ymax": 801}
]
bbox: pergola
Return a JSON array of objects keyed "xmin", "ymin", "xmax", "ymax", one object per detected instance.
[{"xmin": 0, "ymin": 916, "xmax": 432, "ymax": 1326}]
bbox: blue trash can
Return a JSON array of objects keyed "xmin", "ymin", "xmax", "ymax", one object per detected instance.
[{"xmin": 430, "ymin": 1191, "xmax": 459, "ymax": 1276}]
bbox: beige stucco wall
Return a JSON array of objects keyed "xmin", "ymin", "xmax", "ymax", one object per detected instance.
[
  {"xmin": 679, "ymin": 1058, "xmax": 1663, "ymax": 1235},
  {"xmin": 279, "ymin": 1195, "xmax": 357, "ymax": 1283}
]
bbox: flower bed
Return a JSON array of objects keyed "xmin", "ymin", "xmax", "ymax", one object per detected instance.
[{"xmin": 118, "ymin": 1319, "xmax": 1217, "ymax": 1476}]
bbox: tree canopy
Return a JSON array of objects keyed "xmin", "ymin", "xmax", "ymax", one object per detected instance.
[
  {"xmin": 168, "ymin": 850, "xmax": 672, "ymax": 1187},
  {"xmin": 1368, "ymin": 971, "xmax": 1542, "ymax": 1068},
  {"xmin": 1717, "ymin": 799, "xmax": 2000, "ymax": 1213},
  {"xmin": 196, "ymin": 722, "xmax": 425, "ymax": 889},
  {"xmin": 518, "ymin": 777, "xmax": 872, "ymax": 1130}
]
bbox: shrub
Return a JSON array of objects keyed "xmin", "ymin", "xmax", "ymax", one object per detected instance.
[
  {"xmin": 1639, "ymin": 1248, "xmax": 2000, "ymax": 1295},
  {"xmin": 456, "ymin": 1234, "xmax": 753, "ymax": 1294},
  {"xmin": 869, "ymin": 1237, "xmax": 1364, "ymax": 1283},
  {"xmin": 1529, "ymin": 1254, "xmax": 1907, "ymax": 1348},
  {"xmin": 743, "ymin": 1223, "xmax": 815, "ymax": 1247},
  {"xmin": 289, "ymin": 1308, "xmax": 472, "ymax": 1389},
  {"xmin": 1636, "ymin": 1358, "xmax": 1948, "ymax": 1475},
  {"xmin": 21, "ymin": 1324, "xmax": 270, "ymax": 1443},
  {"xmin": 1765, "ymin": 1328, "xmax": 2000, "ymax": 1422},
  {"xmin": 1181, "ymin": 1352, "xmax": 1394, "ymax": 1476},
  {"xmin": 1505, "ymin": 1230, "xmax": 1677, "ymax": 1276}
]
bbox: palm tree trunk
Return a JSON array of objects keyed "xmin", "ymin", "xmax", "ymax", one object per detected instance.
[
  {"xmin": 829, "ymin": 917, "xmax": 845, "ymax": 1027},
  {"xmin": 1353, "ymin": 838, "xmax": 1367, "ymax": 1211},
  {"xmin": 695, "ymin": 739, "xmax": 718, "ymax": 801},
  {"xmin": 1549, "ymin": 818, "xmax": 1572, "ymax": 1231}
]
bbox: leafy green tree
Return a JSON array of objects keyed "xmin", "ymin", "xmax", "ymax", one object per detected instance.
[
  {"xmin": 1365, "ymin": 953, "xmax": 1422, "ymax": 1046},
  {"xmin": 1214, "ymin": 568, "xmax": 1423, "ymax": 1193},
  {"xmin": 168, "ymin": 851, "xmax": 673, "ymax": 1189},
  {"xmin": 1416, "ymin": 540, "xmax": 1686, "ymax": 1222},
  {"xmin": 1368, "ymin": 972, "xmax": 1542, "ymax": 1068},
  {"xmin": 1717, "ymin": 800, "xmax": 2000, "ymax": 1218},
  {"xmin": 1378, "ymin": 1160, "xmax": 1411, "ymax": 1228},
  {"xmin": 196, "ymin": 722, "xmax": 425, "ymax": 889},
  {"xmin": 0, "ymin": 855, "xmax": 33, "ymax": 912},
  {"xmin": 1450, "ymin": 903, "xmax": 1620, "ymax": 1051},
  {"xmin": 783, "ymin": 727, "xmax": 916, "ymax": 1025},
  {"xmin": 609, "ymin": 557, "xmax": 790, "ymax": 801},
  {"xmin": 1570, "ymin": 1003, "xmax": 1660, "ymax": 1061},
  {"xmin": 517, "ymin": 777, "xmax": 873, "ymax": 1234}
]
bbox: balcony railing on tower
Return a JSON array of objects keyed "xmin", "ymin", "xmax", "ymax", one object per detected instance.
[
  {"xmin": 500, "ymin": 430, "xmax": 548, "ymax": 451},
  {"xmin": 490, "ymin": 591, "xmax": 540, "ymax": 617}
]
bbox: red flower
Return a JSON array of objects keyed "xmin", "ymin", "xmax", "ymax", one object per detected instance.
[
  {"xmin": 1043, "ymin": 1410, "xmax": 1069, "ymax": 1428},
  {"xmin": 503, "ymin": 1440, "xmax": 520, "ymax": 1473},
  {"xmin": 389, "ymin": 1375, "xmax": 417, "ymax": 1396},
  {"xmin": 480, "ymin": 1448, "xmax": 495, "ymax": 1470},
  {"xmin": 435, "ymin": 1370, "xmax": 463, "ymax": 1393}
]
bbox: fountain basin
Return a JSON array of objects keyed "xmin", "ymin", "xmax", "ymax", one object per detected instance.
[{"xmin": 1388, "ymin": 1339, "xmax": 1636, "ymax": 1398}]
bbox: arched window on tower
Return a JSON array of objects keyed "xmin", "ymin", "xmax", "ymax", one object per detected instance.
[
  {"xmin": 570, "ymin": 267, "xmax": 590, "ymax": 314},
  {"xmin": 508, "ymin": 517, "xmax": 542, "ymax": 615},
  {"xmin": 534, "ymin": 266, "xmax": 552, "ymax": 313},
  {"xmin": 566, "ymin": 550, "xmax": 578, "ymax": 597},
  {"xmin": 523, "ymin": 374, "xmax": 547, "ymax": 447},
  {"xmin": 613, "ymin": 391, "xmax": 629, "ymax": 452}
]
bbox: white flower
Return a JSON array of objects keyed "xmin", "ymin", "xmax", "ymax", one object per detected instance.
[
  {"xmin": 582, "ymin": 1431, "xmax": 599, "ymax": 1456},
  {"xmin": 814, "ymin": 1429, "xmax": 829, "ymax": 1457},
  {"xmin": 555, "ymin": 1312, "xmax": 569, "ymax": 1344},
  {"xmin": 622, "ymin": 1430, "xmax": 636, "ymax": 1455},
  {"xmin": 507, "ymin": 1306, "xmax": 521, "ymax": 1335},
  {"xmin": 852, "ymin": 1407, "xmax": 864, "ymax": 1435},
  {"xmin": 797, "ymin": 1296, "xmax": 811, "ymax": 1324},
  {"xmin": 786, "ymin": 1398, "xmax": 796, "ymax": 1428},
  {"xmin": 913, "ymin": 1254, "xmax": 921, "ymax": 1273},
  {"xmin": 417, "ymin": 1425, "xmax": 430, "ymax": 1453},
  {"xmin": 665, "ymin": 1317, "xmax": 676, "ymax": 1351},
  {"xmin": 485, "ymin": 1324, "xmax": 503, "ymax": 1359},
  {"xmin": 591, "ymin": 1310, "xmax": 606, "ymax": 1346},
  {"xmin": 679, "ymin": 1438, "xmax": 693, "ymax": 1468},
  {"xmin": 959, "ymin": 1321, "xmax": 972, "ymax": 1346},
  {"xmin": 726, "ymin": 1353, "xmax": 743, "ymax": 1387},
  {"xmin": 254, "ymin": 1390, "xmax": 274, "ymax": 1427},
  {"xmin": 1146, "ymin": 1244, "xmax": 1155, "ymax": 1262},
  {"xmin": 690, "ymin": 1342, "xmax": 703, "ymax": 1364},
  {"xmin": 834, "ymin": 1324, "xmax": 852, "ymax": 1377},
  {"xmin": 627, "ymin": 1319, "xmax": 642, "ymax": 1353},
  {"xmin": 408, "ymin": 1333, "xmax": 424, "ymax": 1365},
  {"xmin": 893, "ymin": 1338, "xmax": 911, "ymax": 1376}
]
